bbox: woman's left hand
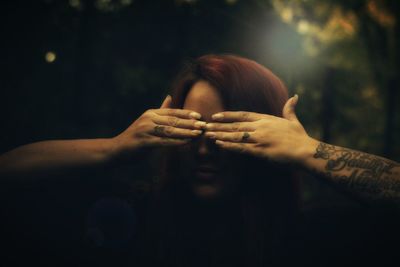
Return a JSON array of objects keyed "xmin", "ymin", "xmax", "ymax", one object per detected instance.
[{"xmin": 204, "ymin": 95, "xmax": 318, "ymax": 165}]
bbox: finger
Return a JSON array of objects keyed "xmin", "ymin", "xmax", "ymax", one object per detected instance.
[
  {"xmin": 211, "ymin": 111, "xmax": 264, "ymax": 122},
  {"xmin": 205, "ymin": 121, "xmax": 256, "ymax": 132},
  {"xmin": 282, "ymin": 94, "xmax": 299, "ymax": 122},
  {"xmin": 214, "ymin": 140, "xmax": 255, "ymax": 154},
  {"xmin": 204, "ymin": 131, "xmax": 257, "ymax": 143},
  {"xmin": 160, "ymin": 95, "xmax": 172, "ymax": 109},
  {"xmin": 151, "ymin": 125, "xmax": 203, "ymax": 139},
  {"xmin": 153, "ymin": 115, "xmax": 207, "ymax": 130},
  {"xmin": 154, "ymin": 108, "xmax": 202, "ymax": 120},
  {"xmin": 153, "ymin": 136, "xmax": 192, "ymax": 146}
]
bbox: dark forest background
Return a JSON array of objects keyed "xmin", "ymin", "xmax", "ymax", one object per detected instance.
[
  {"xmin": 1, "ymin": 0, "xmax": 399, "ymax": 204},
  {"xmin": 0, "ymin": 1, "xmax": 400, "ymax": 265}
]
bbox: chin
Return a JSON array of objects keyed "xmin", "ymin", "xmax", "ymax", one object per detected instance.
[{"xmin": 192, "ymin": 184, "xmax": 221, "ymax": 201}]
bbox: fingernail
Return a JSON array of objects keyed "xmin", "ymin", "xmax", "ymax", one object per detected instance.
[
  {"xmin": 166, "ymin": 94, "xmax": 171, "ymax": 100},
  {"xmin": 190, "ymin": 112, "xmax": 202, "ymax": 119},
  {"xmin": 292, "ymin": 94, "xmax": 299, "ymax": 106},
  {"xmin": 191, "ymin": 130, "xmax": 202, "ymax": 135},
  {"xmin": 212, "ymin": 113, "xmax": 224, "ymax": 120},
  {"xmin": 205, "ymin": 132, "xmax": 216, "ymax": 139},
  {"xmin": 206, "ymin": 123, "xmax": 214, "ymax": 130},
  {"xmin": 194, "ymin": 121, "xmax": 206, "ymax": 128}
]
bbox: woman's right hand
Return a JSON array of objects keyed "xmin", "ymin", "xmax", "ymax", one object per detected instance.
[{"xmin": 110, "ymin": 95, "xmax": 206, "ymax": 161}]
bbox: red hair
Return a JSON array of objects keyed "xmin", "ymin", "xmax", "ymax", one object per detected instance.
[
  {"xmin": 139, "ymin": 54, "xmax": 299, "ymax": 267},
  {"xmin": 170, "ymin": 54, "xmax": 288, "ymax": 117}
]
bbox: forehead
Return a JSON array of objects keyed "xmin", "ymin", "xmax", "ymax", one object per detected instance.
[{"xmin": 183, "ymin": 80, "xmax": 225, "ymax": 122}]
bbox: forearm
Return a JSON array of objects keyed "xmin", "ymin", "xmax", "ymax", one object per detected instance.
[
  {"xmin": 300, "ymin": 138, "xmax": 400, "ymax": 203},
  {"xmin": 0, "ymin": 138, "xmax": 117, "ymax": 179}
]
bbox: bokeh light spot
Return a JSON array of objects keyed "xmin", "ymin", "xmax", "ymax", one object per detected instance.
[{"xmin": 45, "ymin": 51, "xmax": 56, "ymax": 63}]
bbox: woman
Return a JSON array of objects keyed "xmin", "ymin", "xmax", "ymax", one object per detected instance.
[{"xmin": 1, "ymin": 54, "xmax": 399, "ymax": 267}]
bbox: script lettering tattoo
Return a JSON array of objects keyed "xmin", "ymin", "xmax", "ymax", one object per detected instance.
[{"xmin": 313, "ymin": 142, "xmax": 400, "ymax": 200}]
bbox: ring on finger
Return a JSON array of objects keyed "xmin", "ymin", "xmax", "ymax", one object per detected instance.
[{"xmin": 241, "ymin": 132, "xmax": 250, "ymax": 141}]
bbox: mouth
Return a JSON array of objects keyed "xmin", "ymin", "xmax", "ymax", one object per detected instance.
[{"xmin": 194, "ymin": 165, "xmax": 219, "ymax": 180}]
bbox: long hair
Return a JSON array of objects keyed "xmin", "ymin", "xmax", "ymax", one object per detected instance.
[{"xmin": 139, "ymin": 54, "xmax": 300, "ymax": 267}]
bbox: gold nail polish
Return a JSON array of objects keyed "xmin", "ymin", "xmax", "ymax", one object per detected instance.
[
  {"xmin": 206, "ymin": 123, "xmax": 214, "ymax": 130},
  {"xmin": 192, "ymin": 130, "xmax": 202, "ymax": 135},
  {"xmin": 212, "ymin": 113, "xmax": 224, "ymax": 120},
  {"xmin": 194, "ymin": 121, "xmax": 206, "ymax": 129},
  {"xmin": 190, "ymin": 112, "xmax": 201, "ymax": 119},
  {"xmin": 205, "ymin": 132, "xmax": 216, "ymax": 138}
]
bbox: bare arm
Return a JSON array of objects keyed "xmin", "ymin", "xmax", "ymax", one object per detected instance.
[
  {"xmin": 0, "ymin": 95, "xmax": 206, "ymax": 181},
  {"xmin": 203, "ymin": 95, "xmax": 400, "ymax": 204},
  {"xmin": 0, "ymin": 138, "xmax": 116, "ymax": 179},
  {"xmin": 300, "ymin": 139, "xmax": 400, "ymax": 203}
]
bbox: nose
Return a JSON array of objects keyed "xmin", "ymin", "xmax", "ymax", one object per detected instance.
[{"xmin": 196, "ymin": 132, "xmax": 217, "ymax": 156}]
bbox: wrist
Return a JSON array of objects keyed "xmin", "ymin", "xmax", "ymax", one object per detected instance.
[
  {"xmin": 78, "ymin": 138, "xmax": 119, "ymax": 166},
  {"xmin": 106, "ymin": 136, "xmax": 125, "ymax": 163},
  {"xmin": 295, "ymin": 136, "xmax": 320, "ymax": 169},
  {"xmin": 107, "ymin": 134, "xmax": 143, "ymax": 164}
]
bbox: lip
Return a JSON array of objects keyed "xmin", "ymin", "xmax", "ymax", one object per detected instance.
[
  {"xmin": 195, "ymin": 165, "xmax": 219, "ymax": 173},
  {"xmin": 194, "ymin": 164, "xmax": 219, "ymax": 181}
]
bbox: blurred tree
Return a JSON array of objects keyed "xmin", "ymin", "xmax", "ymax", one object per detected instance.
[{"xmin": 269, "ymin": 0, "xmax": 399, "ymax": 160}]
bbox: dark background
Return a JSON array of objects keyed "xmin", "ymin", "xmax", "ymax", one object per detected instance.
[{"xmin": 1, "ymin": 0, "xmax": 400, "ymax": 266}]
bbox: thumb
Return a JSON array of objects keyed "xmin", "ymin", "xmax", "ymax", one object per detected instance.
[
  {"xmin": 160, "ymin": 94, "xmax": 172, "ymax": 109},
  {"xmin": 282, "ymin": 94, "xmax": 299, "ymax": 122}
]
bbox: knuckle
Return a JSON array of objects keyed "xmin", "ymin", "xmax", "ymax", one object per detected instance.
[
  {"xmin": 164, "ymin": 126, "xmax": 174, "ymax": 136},
  {"xmin": 143, "ymin": 110, "xmax": 154, "ymax": 118},
  {"xmin": 136, "ymin": 122, "xmax": 148, "ymax": 132},
  {"xmin": 167, "ymin": 116, "xmax": 179, "ymax": 127},
  {"xmin": 141, "ymin": 112, "xmax": 149, "ymax": 119},
  {"xmin": 235, "ymin": 134, "xmax": 242, "ymax": 142},
  {"xmin": 241, "ymin": 112, "xmax": 249, "ymax": 120},
  {"xmin": 231, "ymin": 122, "xmax": 241, "ymax": 131}
]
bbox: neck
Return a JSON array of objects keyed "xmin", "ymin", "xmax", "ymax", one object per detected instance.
[{"xmin": 186, "ymin": 194, "xmax": 242, "ymax": 225}]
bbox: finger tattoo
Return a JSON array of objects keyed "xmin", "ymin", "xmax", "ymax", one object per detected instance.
[
  {"xmin": 154, "ymin": 125, "xmax": 165, "ymax": 135},
  {"xmin": 242, "ymin": 132, "xmax": 250, "ymax": 141}
]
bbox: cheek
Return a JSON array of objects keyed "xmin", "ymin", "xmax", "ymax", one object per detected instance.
[
  {"xmin": 174, "ymin": 146, "xmax": 243, "ymax": 186},
  {"xmin": 174, "ymin": 146, "xmax": 196, "ymax": 179},
  {"xmin": 220, "ymin": 152, "xmax": 245, "ymax": 175}
]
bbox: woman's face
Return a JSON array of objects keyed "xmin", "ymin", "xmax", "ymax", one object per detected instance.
[{"xmin": 178, "ymin": 80, "xmax": 243, "ymax": 203}]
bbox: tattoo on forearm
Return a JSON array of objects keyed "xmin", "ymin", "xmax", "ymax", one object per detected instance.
[{"xmin": 313, "ymin": 142, "xmax": 400, "ymax": 200}]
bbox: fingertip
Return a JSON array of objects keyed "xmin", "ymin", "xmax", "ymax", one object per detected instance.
[
  {"xmin": 292, "ymin": 94, "xmax": 299, "ymax": 107},
  {"xmin": 160, "ymin": 94, "xmax": 172, "ymax": 108},
  {"xmin": 215, "ymin": 140, "xmax": 224, "ymax": 145},
  {"xmin": 190, "ymin": 112, "xmax": 202, "ymax": 119},
  {"xmin": 212, "ymin": 113, "xmax": 224, "ymax": 120}
]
